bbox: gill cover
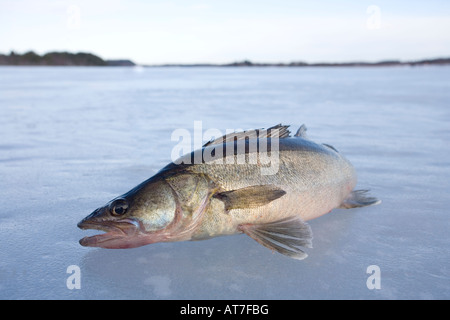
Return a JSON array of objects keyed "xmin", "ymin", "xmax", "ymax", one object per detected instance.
[{"xmin": 127, "ymin": 179, "xmax": 177, "ymax": 232}]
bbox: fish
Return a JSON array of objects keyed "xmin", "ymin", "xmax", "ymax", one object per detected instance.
[{"xmin": 77, "ymin": 124, "xmax": 380, "ymax": 259}]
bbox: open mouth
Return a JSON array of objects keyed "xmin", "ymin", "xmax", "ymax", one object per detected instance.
[{"xmin": 78, "ymin": 219, "xmax": 142, "ymax": 248}]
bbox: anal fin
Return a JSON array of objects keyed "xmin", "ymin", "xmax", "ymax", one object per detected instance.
[
  {"xmin": 339, "ymin": 190, "xmax": 381, "ymax": 209},
  {"xmin": 239, "ymin": 216, "xmax": 313, "ymax": 260}
]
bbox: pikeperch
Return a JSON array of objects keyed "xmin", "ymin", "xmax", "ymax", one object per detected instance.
[{"xmin": 78, "ymin": 124, "xmax": 380, "ymax": 259}]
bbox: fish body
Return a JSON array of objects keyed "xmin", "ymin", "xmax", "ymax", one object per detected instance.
[{"xmin": 78, "ymin": 124, "xmax": 380, "ymax": 259}]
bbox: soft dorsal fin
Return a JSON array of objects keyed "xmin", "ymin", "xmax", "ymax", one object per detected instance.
[
  {"xmin": 294, "ymin": 124, "xmax": 308, "ymax": 138},
  {"xmin": 239, "ymin": 216, "xmax": 313, "ymax": 260},
  {"xmin": 213, "ymin": 185, "xmax": 286, "ymax": 211},
  {"xmin": 203, "ymin": 124, "xmax": 291, "ymax": 147}
]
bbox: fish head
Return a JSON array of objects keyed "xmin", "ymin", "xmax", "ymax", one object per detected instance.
[{"xmin": 78, "ymin": 179, "xmax": 178, "ymax": 249}]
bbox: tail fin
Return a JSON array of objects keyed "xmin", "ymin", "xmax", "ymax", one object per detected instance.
[{"xmin": 339, "ymin": 190, "xmax": 381, "ymax": 209}]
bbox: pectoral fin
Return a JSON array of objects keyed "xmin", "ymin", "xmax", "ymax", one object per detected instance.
[
  {"xmin": 213, "ymin": 185, "xmax": 286, "ymax": 211},
  {"xmin": 339, "ymin": 190, "xmax": 381, "ymax": 209},
  {"xmin": 239, "ymin": 216, "xmax": 313, "ymax": 260}
]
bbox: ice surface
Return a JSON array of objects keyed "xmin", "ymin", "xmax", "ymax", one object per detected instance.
[{"xmin": 0, "ymin": 66, "xmax": 449, "ymax": 299}]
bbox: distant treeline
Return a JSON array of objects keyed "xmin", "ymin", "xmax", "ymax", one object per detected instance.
[
  {"xmin": 0, "ymin": 51, "xmax": 135, "ymax": 66},
  {"xmin": 156, "ymin": 58, "xmax": 450, "ymax": 67},
  {"xmin": 1, "ymin": 50, "xmax": 449, "ymax": 67}
]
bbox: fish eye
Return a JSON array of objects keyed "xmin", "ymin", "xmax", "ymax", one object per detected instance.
[{"xmin": 110, "ymin": 199, "xmax": 129, "ymax": 216}]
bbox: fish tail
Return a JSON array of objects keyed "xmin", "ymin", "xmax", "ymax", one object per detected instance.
[{"xmin": 339, "ymin": 189, "xmax": 381, "ymax": 209}]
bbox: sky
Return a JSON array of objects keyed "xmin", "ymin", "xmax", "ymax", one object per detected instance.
[{"xmin": 1, "ymin": 0, "xmax": 450, "ymax": 65}]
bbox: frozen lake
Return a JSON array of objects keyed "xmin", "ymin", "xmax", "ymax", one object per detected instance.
[{"xmin": 0, "ymin": 66, "xmax": 448, "ymax": 299}]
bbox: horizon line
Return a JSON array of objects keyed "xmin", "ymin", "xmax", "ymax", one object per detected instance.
[{"xmin": 1, "ymin": 50, "xmax": 450, "ymax": 67}]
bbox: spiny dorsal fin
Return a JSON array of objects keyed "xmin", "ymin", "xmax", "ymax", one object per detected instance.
[
  {"xmin": 239, "ymin": 216, "xmax": 313, "ymax": 260},
  {"xmin": 294, "ymin": 124, "xmax": 308, "ymax": 138},
  {"xmin": 213, "ymin": 185, "xmax": 286, "ymax": 211},
  {"xmin": 339, "ymin": 190, "xmax": 381, "ymax": 209},
  {"xmin": 203, "ymin": 124, "xmax": 291, "ymax": 147}
]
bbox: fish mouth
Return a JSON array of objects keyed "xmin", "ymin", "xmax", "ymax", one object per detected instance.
[{"xmin": 78, "ymin": 218, "xmax": 145, "ymax": 249}]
